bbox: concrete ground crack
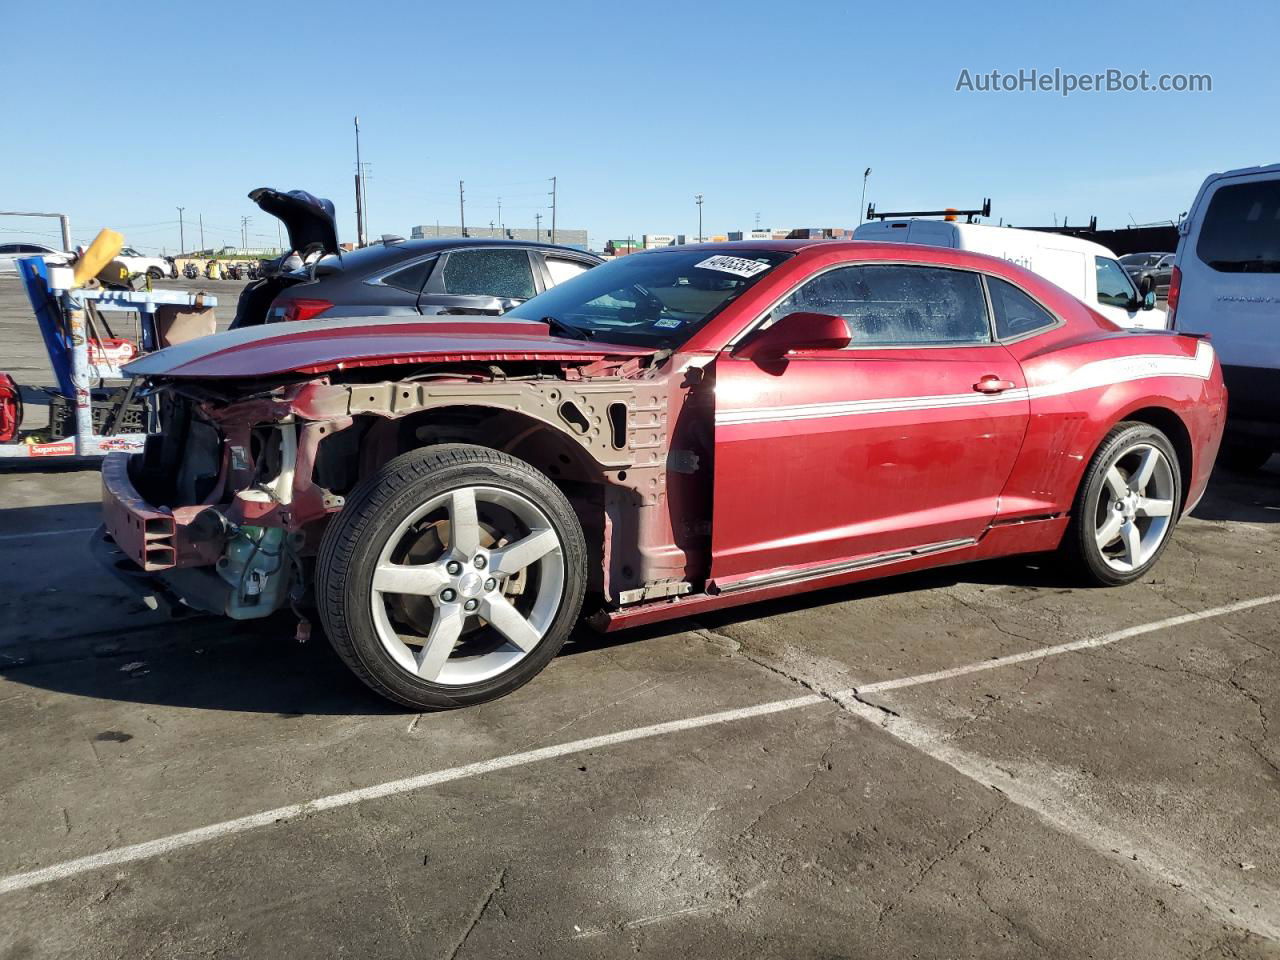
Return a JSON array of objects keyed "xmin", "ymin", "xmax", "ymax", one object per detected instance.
[
  {"xmin": 733, "ymin": 738, "xmax": 837, "ymax": 842},
  {"xmin": 975, "ymin": 875, "xmax": 1052, "ymax": 954},
  {"xmin": 948, "ymin": 593, "xmax": 1044, "ymax": 649},
  {"xmin": 876, "ymin": 801, "xmax": 1009, "ymax": 925},
  {"xmin": 444, "ymin": 867, "xmax": 508, "ymax": 960},
  {"xmin": 690, "ymin": 625, "xmax": 899, "ymax": 719}
]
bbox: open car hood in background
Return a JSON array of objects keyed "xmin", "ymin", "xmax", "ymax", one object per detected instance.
[
  {"xmin": 123, "ymin": 315, "xmax": 657, "ymax": 380},
  {"xmin": 249, "ymin": 187, "xmax": 339, "ymax": 255}
]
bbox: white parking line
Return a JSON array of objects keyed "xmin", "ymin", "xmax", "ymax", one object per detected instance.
[
  {"xmin": 854, "ymin": 593, "xmax": 1280, "ymax": 694},
  {"xmin": 1, "ymin": 592, "xmax": 1277, "ymax": 896},
  {"xmin": 0, "ymin": 526, "xmax": 96, "ymax": 543}
]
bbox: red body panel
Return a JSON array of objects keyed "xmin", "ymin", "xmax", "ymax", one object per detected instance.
[{"xmin": 710, "ymin": 345, "xmax": 1029, "ymax": 581}]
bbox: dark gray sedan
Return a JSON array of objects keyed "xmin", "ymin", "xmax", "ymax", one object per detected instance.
[{"xmin": 231, "ymin": 188, "xmax": 600, "ymax": 329}]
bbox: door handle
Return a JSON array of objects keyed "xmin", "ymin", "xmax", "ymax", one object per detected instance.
[{"xmin": 973, "ymin": 376, "xmax": 1016, "ymax": 394}]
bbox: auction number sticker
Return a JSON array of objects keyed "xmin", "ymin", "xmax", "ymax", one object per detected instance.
[{"xmin": 694, "ymin": 255, "xmax": 772, "ymax": 278}]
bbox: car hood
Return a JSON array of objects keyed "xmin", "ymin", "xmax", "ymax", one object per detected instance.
[
  {"xmin": 249, "ymin": 187, "xmax": 339, "ymax": 255},
  {"xmin": 124, "ymin": 316, "xmax": 657, "ymax": 380}
]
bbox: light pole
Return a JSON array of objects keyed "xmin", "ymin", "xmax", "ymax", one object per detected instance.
[
  {"xmin": 354, "ymin": 116, "xmax": 366, "ymax": 246},
  {"xmin": 176, "ymin": 206, "xmax": 185, "ymax": 254},
  {"xmin": 859, "ymin": 168, "xmax": 872, "ymax": 225},
  {"xmin": 547, "ymin": 176, "xmax": 557, "ymax": 243},
  {"xmin": 695, "ymin": 194, "xmax": 704, "ymax": 242}
]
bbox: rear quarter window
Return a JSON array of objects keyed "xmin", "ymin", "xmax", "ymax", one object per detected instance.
[
  {"xmin": 987, "ymin": 277, "xmax": 1058, "ymax": 339},
  {"xmin": 1196, "ymin": 179, "xmax": 1280, "ymax": 273}
]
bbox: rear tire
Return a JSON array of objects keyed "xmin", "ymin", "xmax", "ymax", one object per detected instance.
[
  {"xmin": 146, "ymin": 266, "xmax": 164, "ymax": 280},
  {"xmin": 317, "ymin": 443, "xmax": 587, "ymax": 710},
  {"xmin": 1061, "ymin": 422, "xmax": 1182, "ymax": 586},
  {"xmin": 1218, "ymin": 443, "xmax": 1272, "ymax": 473}
]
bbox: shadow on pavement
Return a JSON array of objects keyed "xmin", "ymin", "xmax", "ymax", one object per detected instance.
[
  {"xmin": 1191, "ymin": 461, "xmax": 1280, "ymax": 524},
  {"xmin": 0, "ymin": 614, "xmax": 399, "ymax": 717}
]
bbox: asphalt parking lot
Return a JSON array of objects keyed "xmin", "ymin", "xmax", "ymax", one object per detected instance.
[{"xmin": 0, "ymin": 277, "xmax": 1277, "ymax": 959}]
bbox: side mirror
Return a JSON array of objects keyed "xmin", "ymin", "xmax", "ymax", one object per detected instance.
[
  {"xmin": 1138, "ymin": 274, "xmax": 1155, "ymax": 297},
  {"xmin": 1142, "ymin": 290, "xmax": 1157, "ymax": 311},
  {"xmin": 735, "ymin": 311, "xmax": 852, "ymax": 361}
]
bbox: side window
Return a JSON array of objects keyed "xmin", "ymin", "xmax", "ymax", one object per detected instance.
[
  {"xmin": 1095, "ymin": 256, "xmax": 1137, "ymax": 308},
  {"xmin": 381, "ymin": 257, "xmax": 436, "ymax": 294},
  {"xmin": 441, "ymin": 249, "xmax": 535, "ymax": 299},
  {"xmin": 773, "ymin": 264, "xmax": 990, "ymax": 346},
  {"xmin": 988, "ymin": 277, "xmax": 1058, "ymax": 339},
  {"xmin": 545, "ymin": 257, "xmax": 592, "ymax": 286}
]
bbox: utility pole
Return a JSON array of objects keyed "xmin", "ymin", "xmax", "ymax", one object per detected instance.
[
  {"xmin": 198, "ymin": 213, "xmax": 204, "ymax": 252},
  {"xmin": 497, "ymin": 197, "xmax": 503, "ymax": 236},
  {"xmin": 459, "ymin": 180, "xmax": 466, "ymax": 237},
  {"xmin": 240, "ymin": 216, "xmax": 251, "ymax": 251},
  {"xmin": 354, "ymin": 116, "xmax": 366, "ymax": 246},
  {"xmin": 548, "ymin": 176, "xmax": 557, "ymax": 243},
  {"xmin": 859, "ymin": 167, "xmax": 872, "ymax": 225},
  {"xmin": 535, "ymin": 212, "xmax": 542, "ymax": 240},
  {"xmin": 176, "ymin": 206, "xmax": 185, "ymax": 254},
  {"xmin": 695, "ymin": 194, "xmax": 704, "ymax": 242}
]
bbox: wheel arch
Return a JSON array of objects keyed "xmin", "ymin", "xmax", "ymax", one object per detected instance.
[
  {"xmin": 321, "ymin": 405, "xmax": 615, "ymax": 594},
  {"xmin": 1114, "ymin": 404, "xmax": 1193, "ymax": 511}
]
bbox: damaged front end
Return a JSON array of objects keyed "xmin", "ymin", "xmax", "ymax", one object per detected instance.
[{"xmin": 99, "ymin": 348, "xmax": 695, "ymax": 621}]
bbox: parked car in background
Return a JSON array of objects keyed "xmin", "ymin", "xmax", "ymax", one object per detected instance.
[
  {"xmin": 100, "ymin": 240, "xmax": 1223, "ymax": 710},
  {"xmin": 1120, "ymin": 252, "xmax": 1175, "ymax": 297},
  {"xmin": 230, "ymin": 187, "xmax": 601, "ymax": 329},
  {"xmin": 854, "ymin": 220, "xmax": 1166, "ymax": 329},
  {"xmin": 1169, "ymin": 162, "xmax": 1280, "ymax": 471},
  {"xmin": 0, "ymin": 242, "xmax": 69, "ymax": 274},
  {"xmin": 116, "ymin": 246, "xmax": 177, "ymax": 280}
]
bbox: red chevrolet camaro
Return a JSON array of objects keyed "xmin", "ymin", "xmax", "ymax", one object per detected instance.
[{"xmin": 100, "ymin": 240, "xmax": 1226, "ymax": 709}]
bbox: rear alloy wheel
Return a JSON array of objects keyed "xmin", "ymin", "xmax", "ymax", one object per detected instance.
[
  {"xmin": 1064, "ymin": 422, "xmax": 1182, "ymax": 586},
  {"xmin": 317, "ymin": 444, "xmax": 586, "ymax": 710},
  {"xmin": 146, "ymin": 266, "xmax": 164, "ymax": 280}
]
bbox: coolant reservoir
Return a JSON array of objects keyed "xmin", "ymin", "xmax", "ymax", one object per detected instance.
[{"xmin": 216, "ymin": 525, "xmax": 289, "ymax": 619}]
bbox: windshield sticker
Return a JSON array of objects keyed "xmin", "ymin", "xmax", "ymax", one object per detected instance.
[
  {"xmin": 653, "ymin": 317, "xmax": 682, "ymax": 329},
  {"xmin": 694, "ymin": 255, "xmax": 772, "ymax": 278}
]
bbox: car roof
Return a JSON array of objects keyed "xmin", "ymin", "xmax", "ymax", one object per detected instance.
[
  {"xmin": 329, "ymin": 236, "xmax": 601, "ymax": 271},
  {"xmin": 643, "ymin": 238, "xmax": 1095, "ymax": 298}
]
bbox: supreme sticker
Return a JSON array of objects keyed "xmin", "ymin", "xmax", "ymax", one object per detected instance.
[{"xmin": 694, "ymin": 255, "xmax": 772, "ymax": 278}]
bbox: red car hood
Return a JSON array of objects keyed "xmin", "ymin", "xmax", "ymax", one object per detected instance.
[{"xmin": 125, "ymin": 316, "xmax": 656, "ymax": 379}]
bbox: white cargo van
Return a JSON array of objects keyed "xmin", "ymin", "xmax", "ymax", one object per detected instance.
[
  {"xmin": 1169, "ymin": 163, "xmax": 1280, "ymax": 470},
  {"xmin": 852, "ymin": 220, "xmax": 1165, "ymax": 330}
]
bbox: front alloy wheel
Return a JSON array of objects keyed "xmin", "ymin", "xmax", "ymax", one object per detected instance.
[
  {"xmin": 370, "ymin": 485, "xmax": 565, "ymax": 685},
  {"xmin": 318, "ymin": 444, "xmax": 587, "ymax": 710}
]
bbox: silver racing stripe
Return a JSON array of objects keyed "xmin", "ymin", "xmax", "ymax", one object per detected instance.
[{"xmin": 716, "ymin": 343, "xmax": 1215, "ymax": 427}]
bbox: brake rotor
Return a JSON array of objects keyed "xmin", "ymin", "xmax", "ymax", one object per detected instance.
[{"xmin": 387, "ymin": 515, "xmax": 528, "ymax": 644}]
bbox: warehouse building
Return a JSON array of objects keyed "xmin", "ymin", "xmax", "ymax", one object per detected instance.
[{"xmin": 409, "ymin": 224, "xmax": 589, "ymax": 251}]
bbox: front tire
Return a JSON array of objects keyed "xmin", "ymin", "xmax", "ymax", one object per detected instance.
[
  {"xmin": 1062, "ymin": 422, "xmax": 1182, "ymax": 586},
  {"xmin": 317, "ymin": 443, "xmax": 587, "ymax": 710},
  {"xmin": 146, "ymin": 266, "xmax": 164, "ymax": 280}
]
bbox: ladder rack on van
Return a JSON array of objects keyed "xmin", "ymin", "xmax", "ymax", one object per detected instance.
[{"xmin": 865, "ymin": 199, "xmax": 992, "ymax": 223}]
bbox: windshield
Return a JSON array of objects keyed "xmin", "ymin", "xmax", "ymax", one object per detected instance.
[{"xmin": 505, "ymin": 248, "xmax": 792, "ymax": 346}]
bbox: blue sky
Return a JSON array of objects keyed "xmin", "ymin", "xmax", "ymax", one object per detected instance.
[{"xmin": 4, "ymin": 0, "xmax": 1276, "ymax": 253}]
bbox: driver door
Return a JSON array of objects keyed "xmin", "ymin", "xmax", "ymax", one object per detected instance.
[{"xmin": 709, "ymin": 262, "xmax": 1029, "ymax": 588}]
